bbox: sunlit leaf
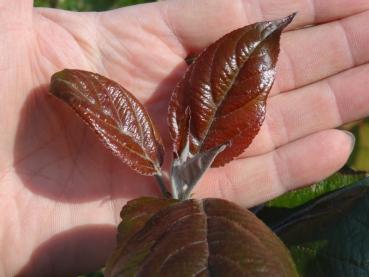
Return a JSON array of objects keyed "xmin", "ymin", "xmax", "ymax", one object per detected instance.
[
  {"xmin": 106, "ymin": 197, "xmax": 298, "ymax": 277},
  {"xmin": 168, "ymin": 14, "xmax": 295, "ymax": 166},
  {"xmin": 50, "ymin": 69, "xmax": 164, "ymax": 175}
]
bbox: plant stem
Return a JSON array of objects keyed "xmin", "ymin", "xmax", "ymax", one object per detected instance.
[{"xmin": 154, "ymin": 174, "xmax": 172, "ymax": 198}]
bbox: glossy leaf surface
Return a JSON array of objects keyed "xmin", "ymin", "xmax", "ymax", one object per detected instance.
[
  {"xmin": 50, "ymin": 69, "xmax": 164, "ymax": 175},
  {"xmin": 105, "ymin": 197, "xmax": 178, "ymax": 276},
  {"xmin": 256, "ymin": 175, "xmax": 369, "ymax": 276},
  {"xmin": 168, "ymin": 14, "xmax": 295, "ymax": 166},
  {"xmin": 106, "ymin": 197, "xmax": 298, "ymax": 277}
]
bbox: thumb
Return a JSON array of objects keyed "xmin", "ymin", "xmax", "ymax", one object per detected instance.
[{"xmin": 0, "ymin": 0, "xmax": 33, "ymax": 26}]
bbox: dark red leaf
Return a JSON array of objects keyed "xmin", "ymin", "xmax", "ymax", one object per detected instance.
[
  {"xmin": 105, "ymin": 197, "xmax": 298, "ymax": 276},
  {"xmin": 49, "ymin": 69, "xmax": 164, "ymax": 175},
  {"xmin": 168, "ymin": 14, "xmax": 295, "ymax": 166},
  {"xmin": 105, "ymin": 197, "xmax": 178, "ymax": 276}
]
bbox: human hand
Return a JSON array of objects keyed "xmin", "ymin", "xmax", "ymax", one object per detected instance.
[{"xmin": 1, "ymin": 0, "xmax": 368, "ymax": 276}]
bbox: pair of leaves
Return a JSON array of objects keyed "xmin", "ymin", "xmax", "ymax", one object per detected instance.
[
  {"xmin": 50, "ymin": 14, "xmax": 294, "ymax": 198},
  {"xmin": 105, "ymin": 197, "xmax": 298, "ymax": 277},
  {"xmin": 255, "ymin": 169, "xmax": 369, "ymax": 276}
]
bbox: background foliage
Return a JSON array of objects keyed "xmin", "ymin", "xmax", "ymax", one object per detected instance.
[
  {"xmin": 348, "ymin": 119, "xmax": 369, "ymax": 171},
  {"xmin": 33, "ymin": 1, "xmax": 369, "ymax": 276},
  {"xmin": 35, "ymin": 0, "xmax": 156, "ymax": 11}
]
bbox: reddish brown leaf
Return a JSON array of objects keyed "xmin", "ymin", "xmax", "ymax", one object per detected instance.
[
  {"xmin": 168, "ymin": 14, "xmax": 295, "ymax": 166},
  {"xmin": 105, "ymin": 197, "xmax": 298, "ymax": 276},
  {"xmin": 49, "ymin": 69, "xmax": 164, "ymax": 175},
  {"xmin": 105, "ymin": 197, "xmax": 179, "ymax": 276}
]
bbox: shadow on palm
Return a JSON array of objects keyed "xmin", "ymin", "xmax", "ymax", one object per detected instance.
[
  {"xmin": 17, "ymin": 224, "xmax": 115, "ymax": 277},
  {"xmin": 13, "ymin": 60, "xmax": 186, "ymax": 203}
]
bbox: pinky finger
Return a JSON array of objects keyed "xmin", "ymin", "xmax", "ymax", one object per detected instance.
[{"xmin": 195, "ymin": 129, "xmax": 355, "ymax": 207}]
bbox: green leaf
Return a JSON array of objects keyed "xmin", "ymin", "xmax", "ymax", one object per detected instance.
[
  {"xmin": 34, "ymin": 0, "xmax": 156, "ymax": 11},
  {"xmin": 34, "ymin": 0, "xmax": 51, "ymax": 7},
  {"xmin": 112, "ymin": 0, "xmax": 156, "ymax": 8},
  {"xmin": 267, "ymin": 167, "xmax": 367, "ymax": 208},
  {"xmin": 258, "ymin": 176, "xmax": 369, "ymax": 276},
  {"xmin": 348, "ymin": 118, "xmax": 369, "ymax": 171},
  {"xmin": 106, "ymin": 197, "xmax": 298, "ymax": 277}
]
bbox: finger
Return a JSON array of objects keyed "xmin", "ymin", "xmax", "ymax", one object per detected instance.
[
  {"xmin": 244, "ymin": 62, "xmax": 369, "ymax": 157},
  {"xmin": 158, "ymin": 1, "xmax": 369, "ymax": 96},
  {"xmin": 159, "ymin": 0, "xmax": 369, "ymax": 52},
  {"xmin": 0, "ymin": 0, "xmax": 33, "ymax": 27},
  {"xmin": 272, "ymin": 10, "xmax": 369, "ymax": 96},
  {"xmin": 195, "ymin": 129, "xmax": 354, "ymax": 207}
]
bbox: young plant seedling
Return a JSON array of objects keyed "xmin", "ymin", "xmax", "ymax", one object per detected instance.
[{"xmin": 49, "ymin": 14, "xmax": 298, "ymax": 277}]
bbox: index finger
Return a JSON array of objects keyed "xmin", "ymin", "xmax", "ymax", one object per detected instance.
[{"xmin": 158, "ymin": 0, "xmax": 369, "ymax": 53}]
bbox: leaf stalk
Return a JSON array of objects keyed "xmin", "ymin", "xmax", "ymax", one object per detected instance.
[{"xmin": 154, "ymin": 174, "xmax": 172, "ymax": 198}]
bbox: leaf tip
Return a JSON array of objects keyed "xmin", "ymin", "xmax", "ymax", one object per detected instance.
[
  {"xmin": 280, "ymin": 12, "xmax": 297, "ymax": 27},
  {"xmin": 273, "ymin": 12, "xmax": 297, "ymax": 31},
  {"xmin": 50, "ymin": 69, "xmax": 69, "ymax": 83},
  {"xmin": 49, "ymin": 69, "xmax": 73, "ymax": 97}
]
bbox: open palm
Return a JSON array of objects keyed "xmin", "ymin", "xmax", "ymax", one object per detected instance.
[{"xmin": 1, "ymin": 0, "xmax": 369, "ymax": 276}]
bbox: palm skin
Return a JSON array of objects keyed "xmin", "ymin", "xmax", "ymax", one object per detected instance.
[{"xmin": 1, "ymin": 0, "xmax": 369, "ymax": 276}]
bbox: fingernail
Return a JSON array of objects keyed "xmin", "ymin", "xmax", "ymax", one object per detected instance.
[{"xmin": 342, "ymin": 130, "xmax": 356, "ymax": 153}]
